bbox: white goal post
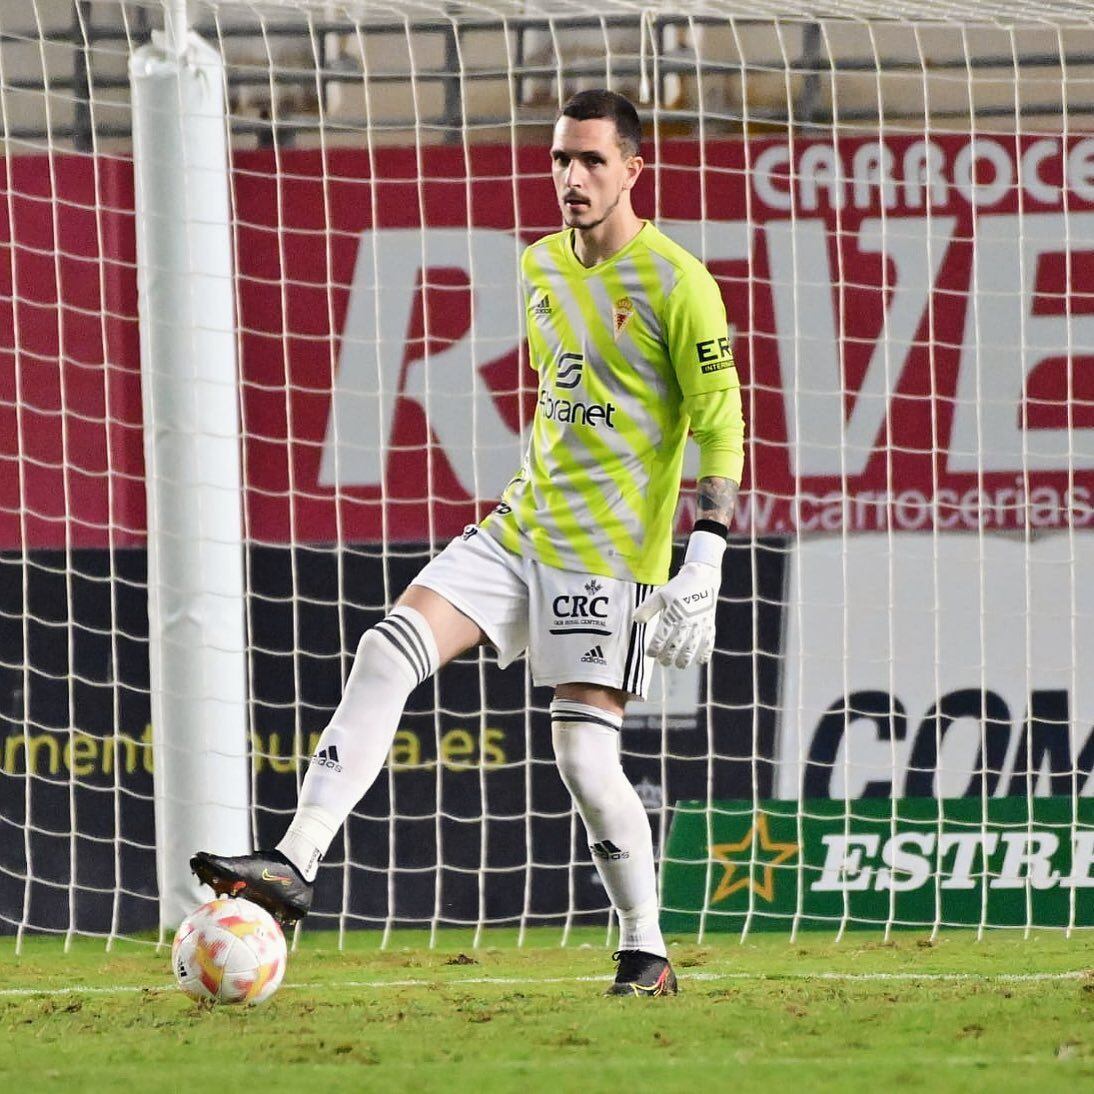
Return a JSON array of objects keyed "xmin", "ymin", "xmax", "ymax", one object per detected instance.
[{"xmin": 2, "ymin": 0, "xmax": 1094, "ymax": 949}]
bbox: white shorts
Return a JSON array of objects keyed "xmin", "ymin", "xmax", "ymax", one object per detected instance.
[{"xmin": 411, "ymin": 527, "xmax": 657, "ymax": 699}]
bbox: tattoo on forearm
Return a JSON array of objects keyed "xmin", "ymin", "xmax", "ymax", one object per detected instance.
[{"xmin": 696, "ymin": 476, "xmax": 739, "ymax": 527}]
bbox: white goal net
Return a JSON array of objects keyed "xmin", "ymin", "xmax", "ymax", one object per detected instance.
[{"xmin": 3, "ymin": 0, "xmax": 1094, "ymax": 948}]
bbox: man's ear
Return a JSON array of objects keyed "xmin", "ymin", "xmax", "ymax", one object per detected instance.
[{"xmin": 623, "ymin": 155, "xmax": 645, "ymax": 191}]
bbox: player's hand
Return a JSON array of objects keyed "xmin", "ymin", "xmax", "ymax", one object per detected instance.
[{"xmin": 633, "ymin": 531, "xmax": 724, "ymax": 669}]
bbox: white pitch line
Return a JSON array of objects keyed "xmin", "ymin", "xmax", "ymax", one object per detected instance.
[{"xmin": 0, "ymin": 968, "xmax": 1086, "ymax": 998}]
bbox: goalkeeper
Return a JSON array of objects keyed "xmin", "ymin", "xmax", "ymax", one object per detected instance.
[{"xmin": 193, "ymin": 89, "xmax": 745, "ymax": 998}]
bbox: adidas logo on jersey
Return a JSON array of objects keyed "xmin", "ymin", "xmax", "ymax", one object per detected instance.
[
  {"xmin": 581, "ymin": 644, "xmax": 607, "ymax": 665},
  {"xmin": 532, "ymin": 292, "xmax": 552, "ymax": 317},
  {"xmin": 310, "ymin": 745, "xmax": 343, "ymax": 772},
  {"xmin": 590, "ymin": 840, "xmax": 629, "ymax": 861}
]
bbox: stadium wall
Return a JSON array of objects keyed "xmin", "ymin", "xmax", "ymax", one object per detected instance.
[{"xmin": 3, "ymin": 135, "xmax": 1092, "ymax": 933}]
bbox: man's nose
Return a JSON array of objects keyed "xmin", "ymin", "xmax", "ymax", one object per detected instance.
[{"xmin": 564, "ymin": 160, "xmax": 584, "ymax": 187}]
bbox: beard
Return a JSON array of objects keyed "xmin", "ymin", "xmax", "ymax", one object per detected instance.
[{"xmin": 561, "ymin": 186, "xmax": 623, "ymax": 230}]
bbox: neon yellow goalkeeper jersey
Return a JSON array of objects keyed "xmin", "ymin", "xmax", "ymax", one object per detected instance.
[{"xmin": 481, "ymin": 221, "xmax": 745, "ymax": 585}]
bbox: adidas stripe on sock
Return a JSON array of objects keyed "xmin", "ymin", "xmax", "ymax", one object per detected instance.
[
  {"xmin": 372, "ymin": 606, "xmax": 438, "ymax": 687},
  {"xmin": 550, "ymin": 698, "xmax": 623, "ymax": 734}
]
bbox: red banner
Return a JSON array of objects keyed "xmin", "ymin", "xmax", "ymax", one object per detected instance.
[{"xmin": 4, "ymin": 134, "xmax": 1094, "ymax": 549}]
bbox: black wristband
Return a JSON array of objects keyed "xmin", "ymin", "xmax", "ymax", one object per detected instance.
[{"xmin": 693, "ymin": 519, "xmax": 729, "ymax": 541}]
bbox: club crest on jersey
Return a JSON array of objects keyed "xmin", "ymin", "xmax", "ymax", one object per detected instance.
[{"xmin": 612, "ymin": 296, "xmax": 634, "ymax": 339}]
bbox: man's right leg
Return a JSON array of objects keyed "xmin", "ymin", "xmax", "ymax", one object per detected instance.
[
  {"xmin": 190, "ymin": 586, "xmax": 482, "ymax": 922},
  {"xmin": 276, "ymin": 585, "xmax": 481, "ymax": 878}
]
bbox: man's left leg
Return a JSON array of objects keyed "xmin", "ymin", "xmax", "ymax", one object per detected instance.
[{"xmin": 551, "ymin": 682, "xmax": 676, "ymax": 997}]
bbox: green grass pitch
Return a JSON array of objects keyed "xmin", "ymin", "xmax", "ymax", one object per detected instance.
[{"xmin": 2, "ymin": 928, "xmax": 1091, "ymax": 1092}]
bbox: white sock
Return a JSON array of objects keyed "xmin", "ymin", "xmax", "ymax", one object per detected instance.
[
  {"xmin": 550, "ymin": 699, "xmax": 666, "ymax": 959},
  {"xmin": 277, "ymin": 606, "xmax": 439, "ymax": 882}
]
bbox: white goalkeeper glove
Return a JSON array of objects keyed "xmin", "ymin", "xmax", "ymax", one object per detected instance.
[{"xmin": 633, "ymin": 529, "xmax": 725, "ymax": 669}]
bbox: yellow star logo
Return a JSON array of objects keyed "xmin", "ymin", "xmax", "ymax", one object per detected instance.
[{"xmin": 709, "ymin": 813, "xmax": 799, "ymax": 903}]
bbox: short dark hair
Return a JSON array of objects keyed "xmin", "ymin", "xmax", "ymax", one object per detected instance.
[{"xmin": 559, "ymin": 89, "xmax": 642, "ymax": 157}]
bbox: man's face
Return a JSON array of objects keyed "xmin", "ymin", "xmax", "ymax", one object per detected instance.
[{"xmin": 551, "ymin": 115, "xmax": 641, "ymax": 231}]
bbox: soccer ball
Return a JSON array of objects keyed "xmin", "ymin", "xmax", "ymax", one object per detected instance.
[{"xmin": 172, "ymin": 897, "xmax": 287, "ymax": 1005}]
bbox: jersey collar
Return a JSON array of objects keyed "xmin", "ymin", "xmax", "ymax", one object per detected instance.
[{"xmin": 562, "ymin": 220, "xmax": 651, "ymax": 276}]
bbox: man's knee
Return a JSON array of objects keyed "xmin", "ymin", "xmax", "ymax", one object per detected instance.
[
  {"xmin": 397, "ymin": 584, "xmax": 484, "ymax": 665},
  {"xmin": 550, "ymin": 699, "xmax": 625, "ymax": 803},
  {"xmin": 553, "ymin": 725, "xmax": 603, "ymax": 790},
  {"xmin": 353, "ymin": 606, "xmax": 441, "ymax": 690}
]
